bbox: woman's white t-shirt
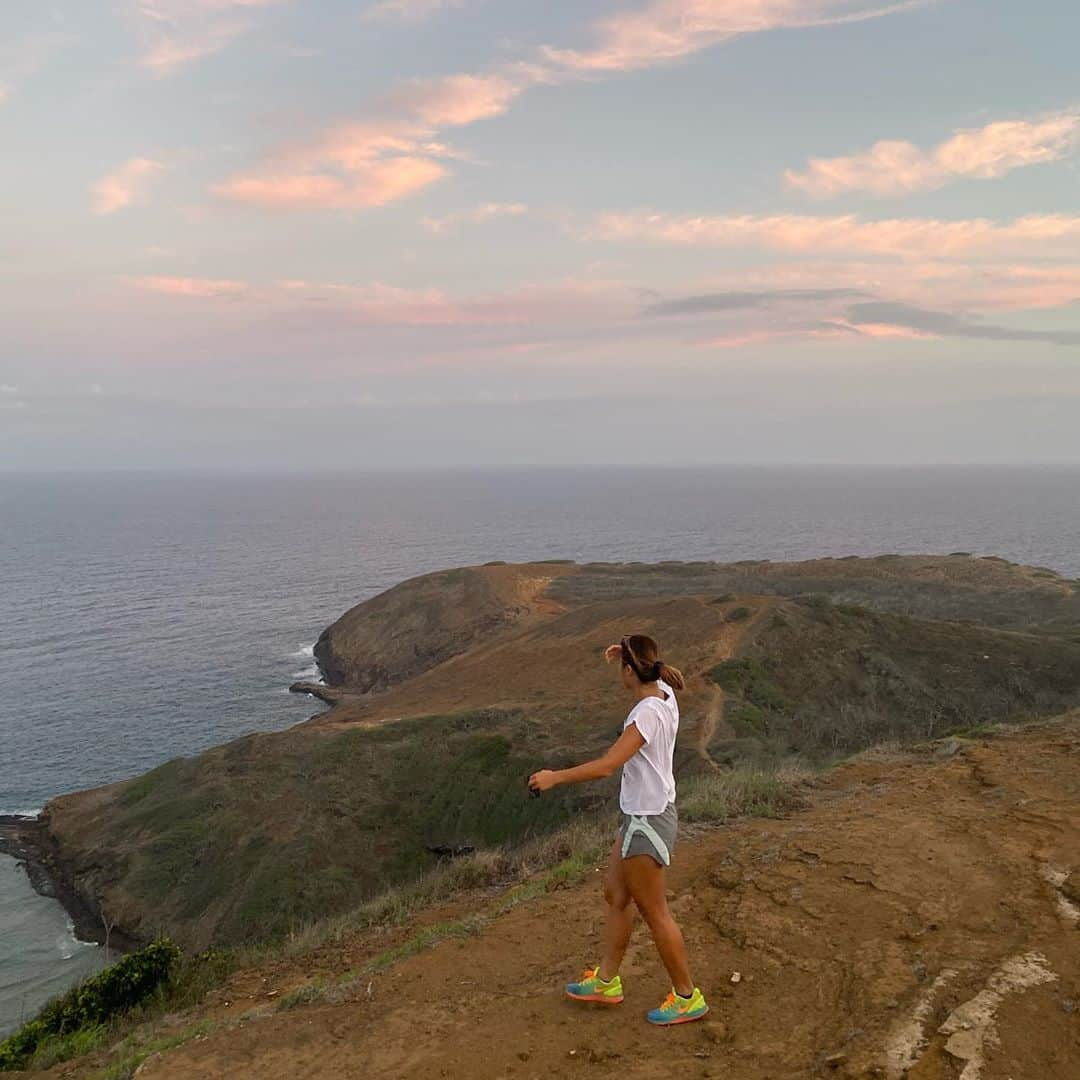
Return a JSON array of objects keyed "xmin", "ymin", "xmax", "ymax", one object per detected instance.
[{"xmin": 620, "ymin": 680, "xmax": 679, "ymax": 815}]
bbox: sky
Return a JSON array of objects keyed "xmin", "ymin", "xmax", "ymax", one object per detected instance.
[{"xmin": 1, "ymin": 0, "xmax": 1079, "ymax": 468}]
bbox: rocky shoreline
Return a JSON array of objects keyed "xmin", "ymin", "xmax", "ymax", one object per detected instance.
[
  {"xmin": 287, "ymin": 680, "xmax": 352, "ymax": 706},
  {"xmin": 0, "ymin": 813, "xmax": 140, "ymax": 953}
]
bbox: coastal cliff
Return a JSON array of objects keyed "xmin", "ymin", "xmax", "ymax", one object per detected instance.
[{"xmin": 10, "ymin": 555, "xmax": 1080, "ymax": 954}]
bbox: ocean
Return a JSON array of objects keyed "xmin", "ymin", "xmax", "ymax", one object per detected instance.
[{"xmin": 2, "ymin": 465, "xmax": 1079, "ymax": 1035}]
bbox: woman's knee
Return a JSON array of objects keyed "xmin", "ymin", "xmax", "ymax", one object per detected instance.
[
  {"xmin": 633, "ymin": 897, "xmax": 669, "ymax": 929},
  {"xmin": 604, "ymin": 878, "xmax": 632, "ymax": 910}
]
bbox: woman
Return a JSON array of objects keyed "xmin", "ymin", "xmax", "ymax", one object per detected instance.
[{"xmin": 528, "ymin": 634, "xmax": 709, "ymax": 1026}]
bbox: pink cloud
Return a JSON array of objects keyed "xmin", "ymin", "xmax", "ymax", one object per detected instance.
[
  {"xmin": 393, "ymin": 73, "xmax": 524, "ymax": 127},
  {"xmin": 690, "ymin": 318, "xmax": 938, "ymax": 350},
  {"xmin": 826, "ymin": 319, "xmax": 937, "ymax": 340},
  {"xmin": 129, "ymin": 275, "xmax": 628, "ymax": 328},
  {"xmin": 215, "ymin": 121, "xmax": 452, "ymax": 209},
  {"xmin": 787, "ymin": 111, "xmax": 1080, "ymax": 197},
  {"xmin": 277, "ymin": 277, "xmax": 632, "ymax": 326},
  {"xmin": 593, "ymin": 211, "xmax": 1080, "ymax": 258},
  {"xmin": 134, "ymin": 275, "xmax": 249, "ymax": 298},
  {"xmin": 217, "ymin": 0, "xmax": 932, "ymax": 212},
  {"xmin": 422, "ymin": 202, "xmax": 529, "ymax": 234},
  {"xmin": 135, "ymin": 0, "xmax": 285, "ymax": 75},
  {"xmin": 543, "ymin": 0, "xmax": 934, "ymax": 73},
  {"xmin": 92, "ymin": 158, "xmax": 164, "ymax": 215}
]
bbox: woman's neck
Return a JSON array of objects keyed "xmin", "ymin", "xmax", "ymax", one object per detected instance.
[{"xmin": 633, "ymin": 681, "xmax": 663, "ymax": 701}]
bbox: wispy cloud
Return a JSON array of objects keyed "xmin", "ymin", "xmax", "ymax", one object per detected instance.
[
  {"xmin": 134, "ymin": 275, "xmax": 249, "ymax": 298},
  {"xmin": 389, "ymin": 71, "xmax": 527, "ymax": 126},
  {"xmin": 422, "ymin": 202, "xmax": 528, "ymax": 233},
  {"xmin": 219, "ymin": 0, "xmax": 928, "ymax": 210},
  {"xmin": 594, "ymin": 210, "xmax": 1080, "ymax": 258},
  {"xmin": 362, "ymin": 0, "xmax": 466, "ymax": 23},
  {"xmin": 129, "ymin": 274, "xmax": 633, "ymax": 328},
  {"xmin": 787, "ymin": 110, "xmax": 1080, "ymax": 197},
  {"xmin": 644, "ymin": 288, "xmax": 866, "ymax": 315},
  {"xmin": 644, "ymin": 284, "xmax": 1080, "ymax": 350},
  {"xmin": 214, "ymin": 121, "xmax": 453, "ymax": 209},
  {"xmin": 841, "ymin": 301, "xmax": 1080, "ymax": 345},
  {"xmin": 135, "ymin": 0, "xmax": 285, "ymax": 75},
  {"xmin": 216, "ymin": 64, "xmax": 544, "ymax": 210},
  {"xmin": 92, "ymin": 158, "xmax": 164, "ymax": 215},
  {"xmin": 541, "ymin": 0, "xmax": 936, "ymax": 73},
  {"xmin": 277, "ymin": 277, "xmax": 633, "ymax": 326}
]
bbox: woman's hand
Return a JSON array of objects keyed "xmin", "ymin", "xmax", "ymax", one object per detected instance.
[
  {"xmin": 604, "ymin": 643, "xmax": 622, "ymax": 664},
  {"xmin": 528, "ymin": 769, "xmax": 557, "ymax": 794}
]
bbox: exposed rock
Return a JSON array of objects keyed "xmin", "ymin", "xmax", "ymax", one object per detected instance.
[{"xmin": 288, "ymin": 681, "xmax": 348, "ymax": 705}]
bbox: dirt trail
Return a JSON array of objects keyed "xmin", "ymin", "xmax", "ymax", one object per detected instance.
[
  {"xmin": 696, "ymin": 599, "xmax": 775, "ymax": 767},
  {"xmin": 109, "ymin": 716, "xmax": 1080, "ymax": 1080}
]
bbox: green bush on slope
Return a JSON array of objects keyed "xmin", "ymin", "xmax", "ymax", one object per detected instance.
[{"xmin": 0, "ymin": 940, "xmax": 180, "ymax": 1071}]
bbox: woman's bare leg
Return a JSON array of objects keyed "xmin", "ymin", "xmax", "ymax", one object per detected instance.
[
  {"xmin": 623, "ymin": 854, "xmax": 694, "ymax": 996},
  {"xmin": 598, "ymin": 837, "xmax": 637, "ymax": 981}
]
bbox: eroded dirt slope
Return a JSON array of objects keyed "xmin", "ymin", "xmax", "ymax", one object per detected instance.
[{"xmin": 124, "ymin": 714, "xmax": 1079, "ymax": 1080}]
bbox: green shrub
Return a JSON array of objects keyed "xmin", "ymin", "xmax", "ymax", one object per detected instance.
[
  {"xmin": 726, "ymin": 606, "xmax": 752, "ymax": 622},
  {"xmin": 707, "ymin": 659, "xmax": 788, "ymax": 712},
  {"xmin": 707, "ymin": 658, "xmax": 756, "ymax": 691},
  {"xmin": 731, "ymin": 703, "xmax": 768, "ymax": 732},
  {"xmin": 0, "ymin": 941, "xmax": 180, "ymax": 1071}
]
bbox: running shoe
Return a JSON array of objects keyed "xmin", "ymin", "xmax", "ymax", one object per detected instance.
[
  {"xmin": 646, "ymin": 987, "xmax": 709, "ymax": 1025},
  {"xmin": 565, "ymin": 967, "xmax": 624, "ymax": 1005}
]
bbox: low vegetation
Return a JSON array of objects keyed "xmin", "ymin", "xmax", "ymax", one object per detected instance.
[
  {"xmin": 706, "ymin": 598, "xmax": 1080, "ymax": 762},
  {"xmin": 0, "ymin": 941, "xmax": 181, "ymax": 1072}
]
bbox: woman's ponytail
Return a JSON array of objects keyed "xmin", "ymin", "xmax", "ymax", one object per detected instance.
[
  {"xmin": 657, "ymin": 662, "xmax": 685, "ymax": 691},
  {"xmin": 621, "ymin": 634, "xmax": 685, "ymax": 690}
]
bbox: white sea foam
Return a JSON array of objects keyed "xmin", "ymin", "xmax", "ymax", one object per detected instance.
[
  {"xmin": 58, "ymin": 916, "xmax": 98, "ymax": 957},
  {"xmin": 289, "ymin": 643, "xmax": 324, "ymax": 684},
  {"xmin": 0, "ymin": 808, "xmax": 43, "ymax": 818}
]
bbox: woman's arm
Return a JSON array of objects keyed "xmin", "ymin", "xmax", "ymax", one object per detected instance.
[{"xmin": 529, "ymin": 724, "xmax": 645, "ymax": 794}]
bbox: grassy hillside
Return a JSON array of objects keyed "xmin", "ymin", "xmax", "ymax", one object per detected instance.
[
  {"xmin": 706, "ymin": 596, "xmax": 1080, "ymax": 762},
  {"xmin": 34, "ymin": 557, "xmax": 1080, "ymax": 957},
  {"xmin": 547, "ymin": 554, "xmax": 1080, "ymax": 632},
  {"xmin": 93, "ymin": 709, "xmax": 586, "ymax": 947}
]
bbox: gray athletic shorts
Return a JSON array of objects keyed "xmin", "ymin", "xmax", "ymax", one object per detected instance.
[{"xmin": 618, "ymin": 803, "xmax": 678, "ymax": 867}]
